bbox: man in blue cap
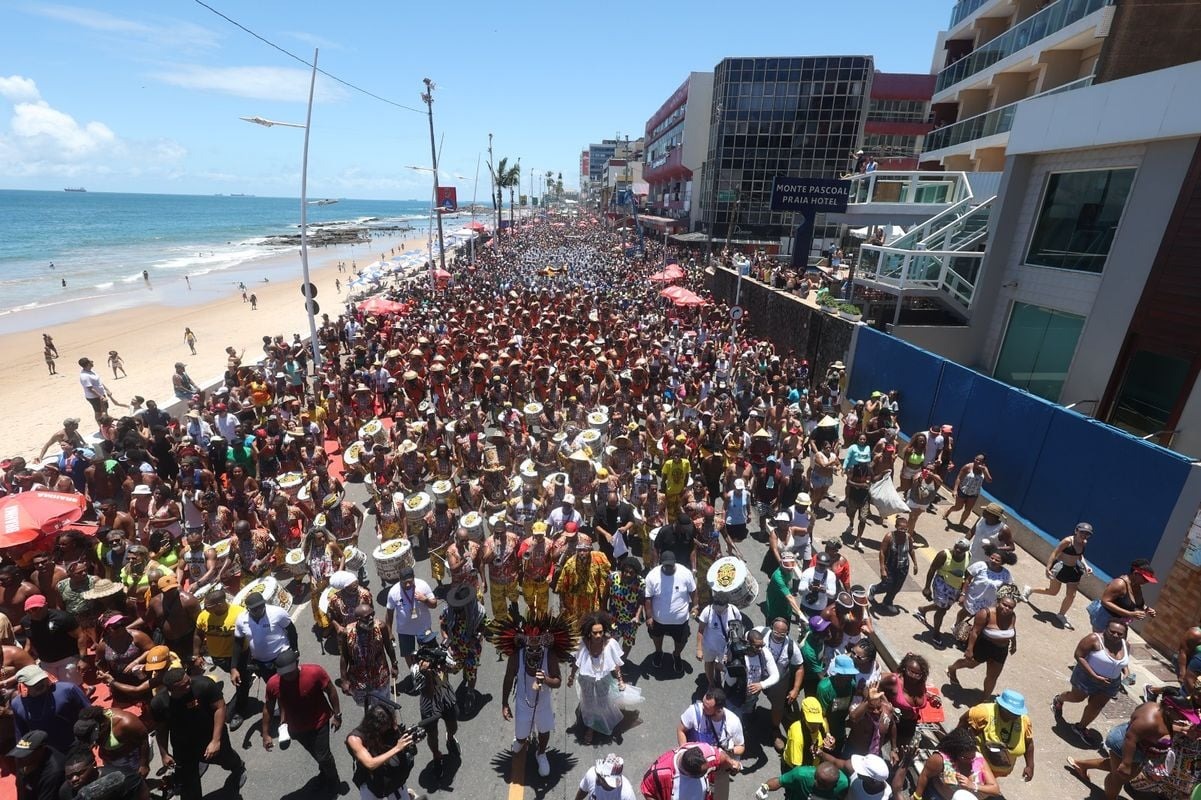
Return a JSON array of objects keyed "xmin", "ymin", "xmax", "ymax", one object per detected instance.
[
  {"xmin": 815, "ymin": 654, "xmax": 859, "ymax": 753},
  {"xmin": 960, "ymin": 688, "xmax": 1035, "ymax": 782}
]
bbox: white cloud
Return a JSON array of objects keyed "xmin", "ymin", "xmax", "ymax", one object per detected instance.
[
  {"xmin": 153, "ymin": 65, "xmax": 347, "ymax": 103},
  {"xmin": 0, "ymin": 76, "xmax": 40, "ymax": 103},
  {"xmin": 281, "ymin": 31, "xmax": 343, "ymax": 50},
  {"xmin": 0, "ymin": 75, "xmax": 185, "ymax": 178},
  {"xmin": 26, "ymin": 4, "xmax": 221, "ymax": 49}
]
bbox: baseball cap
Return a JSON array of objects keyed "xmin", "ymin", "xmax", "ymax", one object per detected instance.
[
  {"xmin": 849, "ymin": 754, "xmax": 892, "ymax": 799},
  {"xmin": 243, "ymin": 591, "xmax": 267, "ymax": 610},
  {"xmin": 595, "ymin": 754, "xmax": 624, "ymax": 779},
  {"xmin": 659, "ymin": 551, "xmax": 677, "ymax": 566},
  {"xmin": 562, "ymin": 494, "xmax": 575, "ymax": 504},
  {"xmin": 157, "ymin": 574, "xmax": 180, "ymax": 591},
  {"xmin": 564, "ymin": 521, "xmax": 579, "ymax": 533},
  {"xmin": 143, "ymin": 645, "xmax": 174, "ymax": 672},
  {"xmin": 7, "ymin": 730, "xmax": 48, "ymax": 759},
  {"xmin": 23, "ymin": 594, "xmax": 47, "ymax": 611},
  {"xmin": 808, "ymin": 614, "xmax": 831, "ymax": 632},
  {"xmin": 274, "ymin": 649, "xmax": 299, "ymax": 676},
  {"xmin": 734, "ymin": 478, "xmax": 746, "ymax": 491},
  {"xmin": 15, "ymin": 664, "xmax": 50, "ymax": 687}
]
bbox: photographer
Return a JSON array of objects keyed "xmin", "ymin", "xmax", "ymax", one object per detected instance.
[
  {"xmin": 797, "ymin": 552, "xmax": 839, "ymax": 620},
  {"xmin": 345, "ymin": 704, "xmax": 420, "ymax": 800},
  {"xmin": 411, "ymin": 640, "xmax": 459, "ymax": 776},
  {"xmin": 722, "ymin": 628, "xmax": 779, "ymax": 722}
]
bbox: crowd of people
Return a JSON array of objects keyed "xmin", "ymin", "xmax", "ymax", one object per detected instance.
[{"xmin": 1, "ymin": 215, "xmax": 1199, "ymax": 800}]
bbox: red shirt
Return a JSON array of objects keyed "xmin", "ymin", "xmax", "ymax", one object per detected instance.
[{"xmin": 265, "ymin": 664, "xmax": 332, "ymax": 733}]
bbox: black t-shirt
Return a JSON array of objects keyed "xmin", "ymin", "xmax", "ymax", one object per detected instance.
[
  {"xmin": 150, "ymin": 676, "xmax": 224, "ymax": 754},
  {"xmin": 654, "ymin": 524, "xmax": 695, "ymax": 565},
  {"xmin": 21, "ymin": 610, "xmax": 79, "ymax": 662},
  {"xmin": 58, "ymin": 767, "xmax": 144, "ymax": 800},
  {"xmin": 593, "ymin": 503, "xmax": 634, "ymax": 556},
  {"xmin": 19, "ymin": 747, "xmax": 65, "ymax": 800}
]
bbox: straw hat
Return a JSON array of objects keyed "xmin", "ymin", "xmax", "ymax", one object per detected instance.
[
  {"xmin": 399, "ymin": 440, "xmax": 418, "ymax": 455},
  {"xmin": 81, "ymin": 578, "xmax": 124, "ymax": 600}
]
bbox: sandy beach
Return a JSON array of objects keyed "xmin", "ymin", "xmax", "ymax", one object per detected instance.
[{"xmin": 0, "ymin": 229, "xmax": 435, "ymax": 460}]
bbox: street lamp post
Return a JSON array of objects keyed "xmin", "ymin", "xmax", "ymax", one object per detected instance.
[
  {"xmin": 240, "ymin": 47, "xmax": 322, "ymax": 376},
  {"xmin": 421, "ymin": 78, "xmax": 448, "ymax": 283}
]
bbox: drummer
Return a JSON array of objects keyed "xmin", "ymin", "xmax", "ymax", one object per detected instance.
[{"xmin": 325, "ymin": 570, "xmax": 373, "ymax": 643}]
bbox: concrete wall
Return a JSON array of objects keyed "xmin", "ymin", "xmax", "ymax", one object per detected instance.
[{"xmin": 684, "ymin": 72, "xmax": 714, "ymax": 230}]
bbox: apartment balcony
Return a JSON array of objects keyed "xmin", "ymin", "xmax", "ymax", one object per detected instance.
[
  {"xmin": 949, "ymin": 0, "xmax": 1005, "ymax": 30},
  {"xmin": 643, "ymin": 148, "xmax": 691, "ymax": 183},
  {"xmin": 935, "ymin": 0, "xmax": 1113, "ymax": 100},
  {"xmin": 923, "ymin": 75, "xmax": 1093, "ymax": 159},
  {"xmin": 831, "ymin": 170, "xmax": 998, "ymax": 226}
]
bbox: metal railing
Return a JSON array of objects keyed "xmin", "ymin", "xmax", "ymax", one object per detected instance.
[
  {"xmin": 950, "ymin": 0, "xmax": 995, "ymax": 28},
  {"xmin": 847, "ymin": 171, "xmax": 975, "ymax": 206},
  {"xmin": 925, "ymin": 76, "xmax": 1094, "ymax": 152},
  {"xmin": 936, "ymin": 0, "xmax": 1113, "ymax": 94}
]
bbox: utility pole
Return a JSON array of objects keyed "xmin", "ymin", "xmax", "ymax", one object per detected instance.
[
  {"xmin": 703, "ymin": 102, "xmax": 724, "ymax": 269},
  {"xmin": 421, "ymin": 77, "xmax": 447, "ymax": 281},
  {"xmin": 487, "ymin": 133, "xmax": 499, "ymax": 234}
]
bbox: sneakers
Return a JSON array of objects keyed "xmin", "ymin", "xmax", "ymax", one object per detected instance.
[
  {"xmin": 511, "ymin": 738, "xmax": 524, "ymax": 754},
  {"xmin": 1020, "ymin": 585, "xmax": 1033, "ymax": 602},
  {"xmin": 1051, "ymin": 693, "xmax": 1064, "ymax": 721},
  {"xmin": 1058, "ymin": 614, "xmax": 1075, "ymax": 631},
  {"xmin": 652, "ymin": 652, "xmax": 664, "ymax": 668},
  {"xmin": 535, "ymin": 751, "xmax": 550, "ymax": 777},
  {"xmin": 227, "ymin": 713, "xmax": 245, "ymax": 732}
]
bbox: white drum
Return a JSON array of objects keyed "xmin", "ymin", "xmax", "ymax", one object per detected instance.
[
  {"xmin": 587, "ymin": 411, "xmax": 610, "ymax": 435},
  {"xmin": 542, "ymin": 472, "xmax": 568, "ymax": 494},
  {"xmin": 404, "ymin": 492, "xmax": 431, "ymax": 521},
  {"xmin": 579, "ymin": 428, "xmax": 604, "ymax": 453},
  {"xmin": 212, "ymin": 539, "xmax": 232, "ymax": 559},
  {"xmin": 431, "ymin": 480, "xmax": 453, "ymax": 501},
  {"xmin": 277, "ymin": 472, "xmax": 305, "ymax": 499},
  {"xmin": 519, "ymin": 459, "xmax": 539, "ymax": 488},
  {"xmin": 373, "ymin": 538, "xmax": 415, "ymax": 584},
  {"xmin": 191, "ymin": 582, "xmax": 220, "ymax": 603},
  {"xmin": 284, "ymin": 548, "xmax": 307, "ymax": 578},
  {"xmin": 488, "ymin": 511, "xmax": 506, "ymax": 532},
  {"xmin": 343, "ymin": 441, "xmax": 368, "ymax": 467},
  {"xmin": 317, "ymin": 586, "xmax": 337, "ymax": 616},
  {"xmin": 236, "ymin": 576, "xmax": 293, "ymax": 613},
  {"xmin": 358, "ymin": 419, "xmax": 388, "ymax": 445},
  {"xmin": 507, "ymin": 475, "xmax": 523, "ymax": 497},
  {"xmin": 342, "ymin": 545, "xmax": 367, "ymax": 573},
  {"xmin": 524, "ymin": 402, "xmax": 543, "ymax": 425},
  {"xmin": 707, "ymin": 557, "xmax": 760, "ymax": 609},
  {"xmin": 461, "ymin": 511, "xmax": 484, "ymax": 542}
]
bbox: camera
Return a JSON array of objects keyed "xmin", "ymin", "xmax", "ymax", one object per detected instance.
[{"xmin": 415, "ymin": 644, "xmax": 451, "ymax": 670}]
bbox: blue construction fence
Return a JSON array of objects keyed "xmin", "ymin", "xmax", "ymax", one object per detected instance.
[{"xmin": 848, "ymin": 327, "xmax": 1195, "ymax": 578}]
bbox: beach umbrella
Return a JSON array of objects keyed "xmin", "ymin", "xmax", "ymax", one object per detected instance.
[
  {"xmin": 659, "ymin": 285, "xmax": 687, "ymax": 300},
  {"xmin": 357, "ymin": 297, "xmax": 408, "ymax": 315},
  {"xmin": 467, "ymin": 221, "xmax": 487, "ymax": 232},
  {"xmin": 0, "ymin": 491, "xmax": 88, "ymax": 548},
  {"xmin": 668, "ymin": 288, "xmax": 707, "ymax": 307}
]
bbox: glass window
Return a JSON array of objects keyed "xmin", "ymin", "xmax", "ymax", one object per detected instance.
[
  {"xmin": 1108, "ymin": 350, "xmax": 1193, "ymax": 438},
  {"xmin": 993, "ymin": 302, "xmax": 1086, "ymax": 401},
  {"xmin": 1026, "ymin": 168, "xmax": 1136, "ymax": 273}
]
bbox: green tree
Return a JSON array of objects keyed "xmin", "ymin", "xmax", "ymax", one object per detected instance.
[{"xmin": 493, "ymin": 157, "xmax": 520, "ymax": 227}]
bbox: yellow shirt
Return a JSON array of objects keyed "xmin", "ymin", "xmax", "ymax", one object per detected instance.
[
  {"xmin": 661, "ymin": 458, "xmax": 690, "ymax": 493},
  {"xmin": 196, "ymin": 603, "xmax": 245, "ymax": 659}
]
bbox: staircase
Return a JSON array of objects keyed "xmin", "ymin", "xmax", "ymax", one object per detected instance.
[{"xmin": 855, "ymin": 196, "xmax": 994, "ymax": 318}]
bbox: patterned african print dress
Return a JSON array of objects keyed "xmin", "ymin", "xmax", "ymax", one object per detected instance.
[{"xmin": 606, "ymin": 571, "xmax": 644, "ymax": 650}]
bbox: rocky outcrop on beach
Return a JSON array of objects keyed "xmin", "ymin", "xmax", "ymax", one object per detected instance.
[{"xmin": 260, "ymin": 224, "xmax": 413, "ymax": 248}]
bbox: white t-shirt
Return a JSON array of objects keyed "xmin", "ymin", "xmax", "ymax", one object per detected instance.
[
  {"xmin": 79, "ymin": 369, "xmax": 105, "ymax": 400},
  {"xmin": 797, "ymin": 565, "xmax": 839, "ymax": 612},
  {"xmin": 963, "ymin": 561, "xmax": 1011, "ymax": 612},
  {"xmin": 234, "ymin": 605, "xmax": 292, "ymax": 661},
  {"xmin": 698, "ymin": 604, "xmax": 740, "ymax": 657},
  {"xmin": 578, "ymin": 767, "xmax": 637, "ymax": 800},
  {"xmin": 386, "ymin": 578, "xmax": 435, "ymax": 636},
  {"xmin": 679, "ymin": 702, "xmax": 745, "ymax": 750},
  {"xmin": 644, "ymin": 566, "xmax": 696, "ymax": 624}
]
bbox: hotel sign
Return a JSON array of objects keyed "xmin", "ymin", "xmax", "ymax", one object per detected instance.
[{"xmin": 769, "ymin": 177, "xmax": 850, "ymax": 213}]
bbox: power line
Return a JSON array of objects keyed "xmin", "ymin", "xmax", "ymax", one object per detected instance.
[{"xmin": 191, "ymin": 0, "xmax": 425, "ymax": 114}]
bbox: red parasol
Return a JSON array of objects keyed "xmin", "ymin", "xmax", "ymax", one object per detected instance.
[
  {"xmin": 357, "ymin": 297, "xmax": 409, "ymax": 315},
  {"xmin": 667, "ymin": 288, "xmax": 707, "ymax": 307},
  {"xmin": 466, "ymin": 221, "xmax": 487, "ymax": 232},
  {"xmin": 433, "ymin": 268, "xmax": 452, "ymax": 280},
  {"xmin": 649, "ymin": 264, "xmax": 685, "ymax": 283},
  {"xmin": 0, "ymin": 491, "xmax": 88, "ymax": 548}
]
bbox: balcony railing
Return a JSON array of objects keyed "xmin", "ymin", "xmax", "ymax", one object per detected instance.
[
  {"xmin": 857, "ymin": 246, "xmax": 986, "ymax": 309},
  {"xmin": 936, "ymin": 0, "xmax": 1113, "ymax": 94},
  {"xmin": 847, "ymin": 171, "xmax": 975, "ymax": 206},
  {"xmin": 950, "ymin": 0, "xmax": 993, "ymax": 28},
  {"xmin": 924, "ymin": 75, "xmax": 1094, "ymax": 152}
]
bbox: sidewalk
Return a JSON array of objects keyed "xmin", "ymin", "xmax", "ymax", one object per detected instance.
[{"xmin": 818, "ymin": 470, "xmax": 1174, "ymax": 799}]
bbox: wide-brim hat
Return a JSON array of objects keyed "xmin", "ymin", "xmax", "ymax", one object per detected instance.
[
  {"xmin": 447, "ymin": 583, "xmax": 476, "ymax": 608},
  {"xmin": 82, "ymin": 578, "xmax": 124, "ymax": 600}
]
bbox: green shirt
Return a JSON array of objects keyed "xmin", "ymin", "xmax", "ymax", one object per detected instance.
[
  {"xmin": 766, "ymin": 567, "xmax": 795, "ymax": 622},
  {"xmin": 799, "ymin": 632, "xmax": 826, "ymax": 694},
  {"xmin": 779, "ymin": 765, "xmax": 850, "ymax": 800},
  {"xmin": 816, "ymin": 676, "xmax": 855, "ymax": 748}
]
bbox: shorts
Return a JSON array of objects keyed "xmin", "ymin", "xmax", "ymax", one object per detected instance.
[
  {"xmin": 352, "ymin": 685, "xmax": 393, "ymax": 708},
  {"xmin": 810, "ymin": 473, "xmax": 833, "ymax": 489},
  {"xmin": 1050, "ymin": 561, "xmax": 1084, "ymax": 584},
  {"xmin": 956, "ymin": 490, "xmax": 980, "ymax": 502},
  {"xmin": 726, "ymin": 523, "xmax": 748, "ymax": 542},
  {"xmin": 652, "ymin": 621, "xmax": 690, "ymax": 644},
  {"xmin": 397, "ymin": 634, "xmax": 418, "ymax": 657},
  {"xmin": 514, "ymin": 692, "xmax": 555, "ymax": 736},
  {"xmin": 900, "ymin": 464, "xmax": 921, "ymax": 480},
  {"xmin": 931, "ymin": 575, "xmax": 960, "ymax": 609},
  {"xmin": 1070, "ymin": 664, "xmax": 1122, "ymax": 700},
  {"xmin": 87, "ymin": 396, "xmax": 108, "ymax": 415},
  {"xmin": 1105, "ymin": 722, "xmax": 1146, "ymax": 765}
]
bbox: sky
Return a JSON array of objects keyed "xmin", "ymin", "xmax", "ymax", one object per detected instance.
[{"xmin": 0, "ymin": 0, "xmax": 951, "ymax": 200}]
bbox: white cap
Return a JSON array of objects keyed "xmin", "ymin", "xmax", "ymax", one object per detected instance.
[{"xmin": 734, "ymin": 478, "xmax": 745, "ymax": 491}]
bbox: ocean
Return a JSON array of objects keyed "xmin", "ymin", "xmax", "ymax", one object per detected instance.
[{"xmin": 0, "ymin": 189, "xmax": 438, "ymax": 319}]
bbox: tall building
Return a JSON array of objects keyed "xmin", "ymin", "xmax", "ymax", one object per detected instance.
[
  {"xmin": 921, "ymin": 0, "xmax": 1115, "ymax": 171},
  {"xmin": 587, "ymin": 140, "xmax": 619, "ymax": 184},
  {"xmin": 698, "ymin": 56, "xmax": 874, "ymax": 258},
  {"xmin": 864, "ymin": 72, "xmax": 935, "ymax": 170},
  {"xmin": 640, "ymin": 72, "xmax": 714, "ymax": 234}
]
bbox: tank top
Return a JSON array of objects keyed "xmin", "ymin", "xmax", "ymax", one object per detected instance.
[
  {"xmin": 725, "ymin": 490, "xmax": 749, "ymax": 525},
  {"xmin": 936, "ymin": 549, "xmax": 969, "ymax": 590},
  {"xmin": 182, "ymin": 547, "xmax": 207, "ymax": 582},
  {"xmin": 959, "ymin": 470, "xmax": 985, "ymax": 496},
  {"xmin": 970, "ymin": 518, "xmax": 1005, "ymax": 563},
  {"xmin": 1084, "ymin": 633, "xmax": 1128, "ymax": 680},
  {"xmin": 104, "ymin": 637, "xmax": 141, "ymax": 676},
  {"xmin": 515, "ymin": 650, "xmax": 548, "ymax": 711},
  {"xmin": 906, "ymin": 451, "xmax": 924, "ymax": 467}
]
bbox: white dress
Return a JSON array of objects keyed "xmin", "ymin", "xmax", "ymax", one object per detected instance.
[{"xmin": 575, "ymin": 638, "xmax": 625, "ymax": 735}]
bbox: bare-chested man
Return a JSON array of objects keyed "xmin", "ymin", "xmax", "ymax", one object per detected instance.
[
  {"xmin": 145, "ymin": 574, "xmax": 199, "ymax": 661},
  {"xmin": 0, "ymin": 565, "xmax": 39, "ymax": 636},
  {"xmin": 98, "ymin": 500, "xmax": 137, "ymax": 541}
]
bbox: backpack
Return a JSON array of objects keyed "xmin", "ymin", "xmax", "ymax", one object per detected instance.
[{"xmin": 640, "ymin": 745, "xmax": 716, "ymax": 800}]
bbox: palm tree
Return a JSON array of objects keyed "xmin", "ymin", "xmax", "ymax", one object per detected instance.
[
  {"xmin": 493, "ymin": 157, "xmax": 520, "ymax": 228},
  {"xmin": 556, "ymin": 172, "xmax": 564, "ymax": 197}
]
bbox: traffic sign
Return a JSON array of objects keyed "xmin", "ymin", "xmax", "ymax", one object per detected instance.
[
  {"xmin": 306, "ymin": 300, "xmax": 320, "ymax": 315},
  {"xmin": 300, "ymin": 283, "xmax": 318, "ymax": 299},
  {"xmin": 729, "ymin": 305, "xmax": 744, "ymax": 321}
]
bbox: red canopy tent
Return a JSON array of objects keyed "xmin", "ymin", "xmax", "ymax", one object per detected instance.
[
  {"xmin": 659, "ymin": 285, "xmax": 687, "ymax": 300},
  {"xmin": 357, "ymin": 297, "xmax": 409, "ymax": 315},
  {"xmin": 667, "ymin": 288, "xmax": 707, "ymax": 307},
  {"xmin": 649, "ymin": 264, "xmax": 685, "ymax": 283},
  {"xmin": 0, "ymin": 491, "xmax": 88, "ymax": 548},
  {"xmin": 466, "ymin": 221, "xmax": 487, "ymax": 232}
]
